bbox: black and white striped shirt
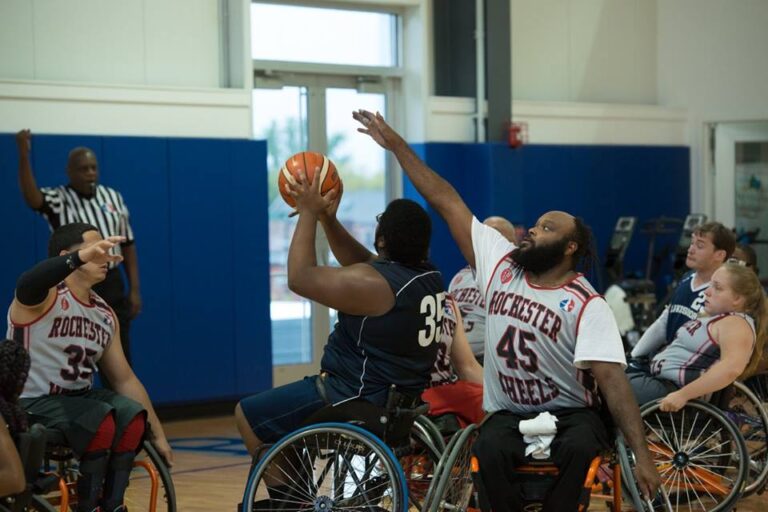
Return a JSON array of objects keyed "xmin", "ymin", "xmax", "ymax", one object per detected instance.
[{"xmin": 38, "ymin": 185, "xmax": 134, "ymax": 267}]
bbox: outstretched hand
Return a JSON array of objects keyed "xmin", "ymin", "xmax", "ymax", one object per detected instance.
[
  {"xmin": 284, "ymin": 168, "xmax": 340, "ymax": 217},
  {"xmin": 16, "ymin": 129, "xmax": 31, "ymax": 154},
  {"xmin": 352, "ymin": 110, "xmax": 404, "ymax": 151},
  {"xmin": 77, "ymin": 236, "xmax": 125, "ymax": 266}
]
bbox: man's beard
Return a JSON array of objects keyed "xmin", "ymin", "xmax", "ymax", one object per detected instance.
[{"xmin": 511, "ymin": 237, "xmax": 569, "ymax": 275}]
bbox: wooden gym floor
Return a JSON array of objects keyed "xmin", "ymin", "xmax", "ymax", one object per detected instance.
[{"xmin": 152, "ymin": 416, "xmax": 765, "ymax": 511}]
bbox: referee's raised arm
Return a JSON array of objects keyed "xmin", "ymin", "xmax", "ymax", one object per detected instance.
[
  {"xmin": 353, "ymin": 110, "xmax": 475, "ymax": 268},
  {"xmin": 15, "ymin": 129, "xmax": 45, "ymax": 210}
]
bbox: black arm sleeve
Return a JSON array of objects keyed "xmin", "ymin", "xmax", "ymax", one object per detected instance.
[{"xmin": 15, "ymin": 253, "xmax": 84, "ymax": 306}]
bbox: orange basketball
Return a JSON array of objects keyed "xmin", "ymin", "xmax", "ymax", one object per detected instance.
[{"xmin": 278, "ymin": 151, "xmax": 341, "ymax": 208}]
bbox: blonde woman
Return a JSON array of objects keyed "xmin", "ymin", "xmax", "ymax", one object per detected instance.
[{"xmin": 627, "ymin": 262, "xmax": 767, "ymax": 411}]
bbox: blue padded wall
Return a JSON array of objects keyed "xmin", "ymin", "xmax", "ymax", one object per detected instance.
[
  {"xmin": 0, "ymin": 133, "xmax": 271, "ymax": 405},
  {"xmin": 407, "ymin": 143, "xmax": 690, "ymax": 292}
]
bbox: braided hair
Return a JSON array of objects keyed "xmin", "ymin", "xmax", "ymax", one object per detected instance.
[
  {"xmin": 570, "ymin": 216, "xmax": 597, "ymax": 275},
  {"xmin": 0, "ymin": 339, "xmax": 30, "ymax": 439}
]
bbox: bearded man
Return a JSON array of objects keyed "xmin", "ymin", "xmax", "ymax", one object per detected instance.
[{"xmin": 353, "ymin": 109, "xmax": 660, "ymax": 512}]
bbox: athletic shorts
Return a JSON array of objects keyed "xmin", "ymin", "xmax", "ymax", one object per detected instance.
[
  {"xmin": 239, "ymin": 375, "xmax": 328, "ymax": 444},
  {"xmin": 21, "ymin": 388, "xmax": 145, "ymax": 456}
]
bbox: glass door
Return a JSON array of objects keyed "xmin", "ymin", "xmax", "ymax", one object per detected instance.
[{"xmin": 254, "ymin": 82, "xmax": 389, "ymax": 386}]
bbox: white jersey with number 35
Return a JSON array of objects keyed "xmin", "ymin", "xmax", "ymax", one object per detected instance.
[
  {"xmin": 471, "ymin": 218, "xmax": 626, "ymax": 414},
  {"xmin": 7, "ymin": 283, "xmax": 115, "ymax": 398}
]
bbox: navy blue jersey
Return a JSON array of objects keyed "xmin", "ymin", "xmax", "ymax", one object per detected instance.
[
  {"xmin": 666, "ymin": 271, "xmax": 709, "ymax": 341},
  {"xmin": 321, "ymin": 260, "xmax": 445, "ymax": 406}
]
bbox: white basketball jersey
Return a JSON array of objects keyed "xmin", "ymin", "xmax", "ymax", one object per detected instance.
[
  {"xmin": 651, "ymin": 312, "xmax": 755, "ymax": 388},
  {"xmin": 429, "ymin": 294, "xmax": 460, "ymax": 387},
  {"xmin": 448, "ymin": 266, "xmax": 486, "ymax": 357},
  {"xmin": 7, "ymin": 283, "xmax": 116, "ymax": 398},
  {"xmin": 471, "ymin": 218, "xmax": 626, "ymax": 414}
]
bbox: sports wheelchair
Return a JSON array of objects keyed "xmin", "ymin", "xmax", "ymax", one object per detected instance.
[
  {"xmin": 615, "ymin": 379, "xmax": 768, "ymax": 511},
  {"xmin": 17, "ymin": 426, "xmax": 176, "ymax": 512},
  {"xmin": 240, "ymin": 386, "xmax": 473, "ymax": 512}
]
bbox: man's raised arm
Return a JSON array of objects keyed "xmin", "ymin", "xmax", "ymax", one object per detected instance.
[{"xmin": 353, "ymin": 110, "xmax": 475, "ymax": 267}]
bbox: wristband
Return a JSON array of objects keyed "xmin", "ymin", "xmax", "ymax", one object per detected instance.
[{"xmin": 66, "ymin": 251, "xmax": 85, "ymax": 270}]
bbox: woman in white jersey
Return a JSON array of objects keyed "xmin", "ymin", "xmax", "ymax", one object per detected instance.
[{"xmin": 627, "ymin": 262, "xmax": 767, "ymax": 411}]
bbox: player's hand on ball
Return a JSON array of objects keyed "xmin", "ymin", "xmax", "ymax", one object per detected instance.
[
  {"xmin": 285, "ymin": 168, "xmax": 339, "ymax": 216},
  {"xmin": 659, "ymin": 391, "xmax": 688, "ymax": 412},
  {"xmin": 320, "ymin": 180, "xmax": 343, "ymax": 222},
  {"xmin": 353, "ymin": 110, "xmax": 403, "ymax": 151},
  {"xmin": 78, "ymin": 236, "xmax": 125, "ymax": 266}
]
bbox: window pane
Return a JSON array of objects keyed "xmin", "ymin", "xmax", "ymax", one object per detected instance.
[
  {"xmin": 325, "ymin": 88, "xmax": 387, "ymax": 327},
  {"xmin": 251, "ymin": 4, "xmax": 396, "ymax": 66},
  {"xmin": 253, "ymin": 87, "xmax": 313, "ymax": 366}
]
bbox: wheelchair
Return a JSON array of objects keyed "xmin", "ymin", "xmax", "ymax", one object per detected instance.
[
  {"xmin": 717, "ymin": 379, "xmax": 768, "ymax": 496},
  {"xmin": 1, "ymin": 424, "xmax": 58, "ymax": 512},
  {"xmin": 619, "ymin": 390, "xmax": 767, "ymax": 512},
  {"xmin": 35, "ymin": 428, "xmax": 176, "ymax": 512},
  {"xmin": 240, "ymin": 386, "xmax": 469, "ymax": 512}
]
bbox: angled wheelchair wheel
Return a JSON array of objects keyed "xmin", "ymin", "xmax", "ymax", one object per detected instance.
[
  {"xmin": 721, "ymin": 380, "xmax": 768, "ymax": 496},
  {"xmin": 616, "ymin": 432, "xmax": 669, "ymax": 512},
  {"xmin": 399, "ymin": 425, "xmax": 442, "ymax": 510},
  {"xmin": 123, "ymin": 440, "xmax": 177, "ymax": 512},
  {"xmin": 426, "ymin": 424, "xmax": 478, "ymax": 512},
  {"xmin": 744, "ymin": 372, "xmax": 768, "ymax": 404},
  {"xmin": 631, "ymin": 400, "xmax": 748, "ymax": 512},
  {"xmin": 414, "ymin": 415, "xmax": 445, "ymax": 454},
  {"xmin": 242, "ymin": 423, "xmax": 408, "ymax": 512}
]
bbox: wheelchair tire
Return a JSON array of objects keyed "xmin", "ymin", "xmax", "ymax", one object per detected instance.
[
  {"xmin": 400, "ymin": 426, "xmax": 442, "ymax": 510},
  {"xmin": 624, "ymin": 399, "xmax": 749, "ymax": 512},
  {"xmin": 723, "ymin": 381, "xmax": 768, "ymax": 496},
  {"xmin": 426, "ymin": 424, "xmax": 478, "ymax": 512},
  {"xmin": 242, "ymin": 423, "xmax": 408, "ymax": 512},
  {"xmin": 414, "ymin": 415, "xmax": 445, "ymax": 454}
]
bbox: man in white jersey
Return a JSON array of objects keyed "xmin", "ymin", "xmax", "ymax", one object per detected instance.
[
  {"xmin": 7, "ymin": 223, "xmax": 171, "ymax": 512},
  {"xmin": 449, "ymin": 216, "xmax": 518, "ymax": 362},
  {"xmin": 353, "ymin": 109, "xmax": 659, "ymax": 512}
]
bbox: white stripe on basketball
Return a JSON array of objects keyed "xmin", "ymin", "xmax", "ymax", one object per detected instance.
[
  {"xmin": 280, "ymin": 166, "xmax": 297, "ymax": 185},
  {"xmin": 319, "ymin": 155, "xmax": 330, "ymax": 187}
]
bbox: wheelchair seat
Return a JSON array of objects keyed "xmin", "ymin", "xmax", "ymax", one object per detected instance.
[{"xmin": 302, "ymin": 388, "xmax": 428, "ymax": 454}]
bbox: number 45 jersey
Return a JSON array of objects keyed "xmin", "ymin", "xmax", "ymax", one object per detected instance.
[
  {"xmin": 8, "ymin": 282, "xmax": 116, "ymax": 398},
  {"xmin": 471, "ymin": 218, "xmax": 626, "ymax": 414}
]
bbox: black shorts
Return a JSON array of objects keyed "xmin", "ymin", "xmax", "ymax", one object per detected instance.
[{"xmin": 21, "ymin": 388, "xmax": 145, "ymax": 456}]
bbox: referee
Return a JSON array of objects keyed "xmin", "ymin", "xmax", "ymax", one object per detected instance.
[{"xmin": 15, "ymin": 129, "xmax": 142, "ymax": 370}]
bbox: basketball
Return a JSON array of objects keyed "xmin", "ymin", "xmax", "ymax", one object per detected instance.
[{"xmin": 278, "ymin": 151, "xmax": 341, "ymax": 208}]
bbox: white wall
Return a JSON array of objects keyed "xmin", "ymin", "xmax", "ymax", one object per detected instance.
[
  {"xmin": 425, "ymin": 0, "xmax": 665, "ymax": 144},
  {"xmin": 657, "ymin": 0, "xmax": 768, "ymax": 217},
  {"xmin": 0, "ymin": 0, "xmax": 253, "ymax": 138},
  {"xmin": 511, "ymin": 0, "xmax": 657, "ymax": 104},
  {"xmin": 0, "ymin": 0, "xmax": 222, "ymax": 87}
]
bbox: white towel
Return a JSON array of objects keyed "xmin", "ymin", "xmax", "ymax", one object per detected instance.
[{"xmin": 519, "ymin": 412, "xmax": 558, "ymax": 460}]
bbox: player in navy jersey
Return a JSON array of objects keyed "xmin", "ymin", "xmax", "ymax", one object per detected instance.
[
  {"xmin": 353, "ymin": 109, "xmax": 659, "ymax": 511},
  {"xmin": 6, "ymin": 223, "xmax": 171, "ymax": 512},
  {"xmin": 235, "ymin": 169, "xmax": 444, "ymax": 468},
  {"xmin": 631, "ymin": 222, "xmax": 735, "ymax": 360},
  {"xmin": 628, "ymin": 262, "xmax": 767, "ymax": 410}
]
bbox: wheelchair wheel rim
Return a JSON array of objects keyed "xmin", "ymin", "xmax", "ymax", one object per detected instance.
[
  {"xmin": 641, "ymin": 400, "xmax": 748, "ymax": 512},
  {"xmin": 243, "ymin": 423, "xmax": 407, "ymax": 512}
]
